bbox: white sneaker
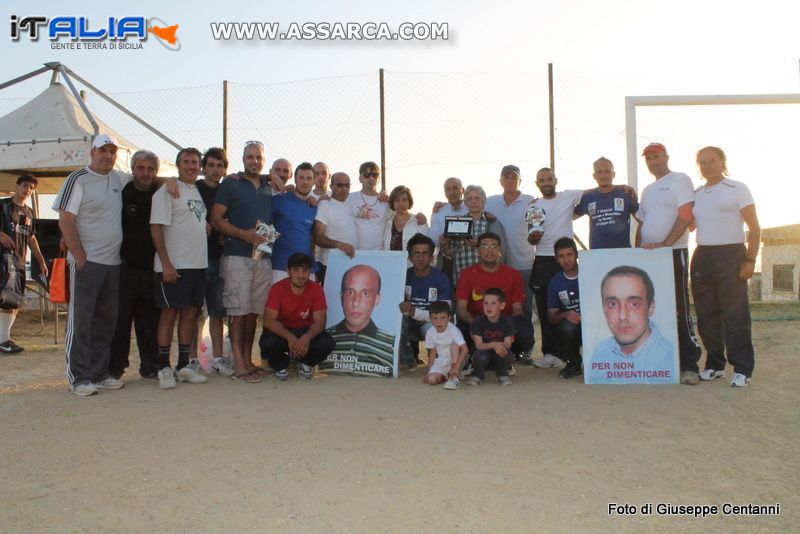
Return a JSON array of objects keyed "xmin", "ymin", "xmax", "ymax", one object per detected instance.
[
  {"xmin": 467, "ymin": 376, "xmax": 482, "ymax": 386},
  {"xmin": 699, "ymin": 369, "xmax": 725, "ymax": 381},
  {"xmin": 498, "ymin": 375, "xmax": 513, "ymax": 386},
  {"xmin": 297, "ymin": 362, "xmax": 314, "ymax": 379},
  {"xmin": 533, "ymin": 354, "xmax": 565, "ymax": 368},
  {"xmin": 730, "ymin": 373, "xmax": 751, "ymax": 387},
  {"xmin": 508, "ymin": 366, "xmax": 517, "ymax": 377},
  {"xmin": 176, "ymin": 364, "xmax": 208, "ymax": 384},
  {"xmin": 212, "ymin": 357, "xmax": 235, "ymax": 377},
  {"xmin": 443, "ymin": 377, "xmax": 460, "ymax": 390},
  {"xmin": 276, "ymin": 368, "xmax": 290, "ymax": 381},
  {"xmin": 96, "ymin": 377, "xmax": 125, "ymax": 390},
  {"xmin": 158, "ymin": 367, "xmax": 177, "ymax": 389},
  {"xmin": 71, "ymin": 383, "xmax": 98, "ymax": 396}
]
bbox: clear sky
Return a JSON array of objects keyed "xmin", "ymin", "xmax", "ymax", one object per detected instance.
[{"xmin": 3, "ymin": 0, "xmax": 799, "ymax": 232}]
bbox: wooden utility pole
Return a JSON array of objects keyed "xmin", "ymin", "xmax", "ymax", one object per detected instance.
[
  {"xmin": 379, "ymin": 68, "xmax": 387, "ymax": 190},
  {"xmin": 548, "ymin": 63, "xmax": 555, "ymax": 171},
  {"xmin": 222, "ymin": 80, "xmax": 229, "ymax": 155}
]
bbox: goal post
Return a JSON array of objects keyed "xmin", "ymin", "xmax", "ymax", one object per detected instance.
[
  {"xmin": 624, "ymin": 93, "xmax": 800, "ymax": 302},
  {"xmin": 624, "ymin": 93, "xmax": 800, "ymax": 191}
]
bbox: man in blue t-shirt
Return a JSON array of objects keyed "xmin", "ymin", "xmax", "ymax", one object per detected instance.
[
  {"xmin": 574, "ymin": 157, "xmax": 639, "ymax": 249},
  {"xmin": 209, "ymin": 141, "xmax": 274, "ymax": 382},
  {"xmin": 547, "ymin": 237, "xmax": 582, "ymax": 379},
  {"xmin": 271, "ymin": 162, "xmax": 318, "ymax": 282},
  {"xmin": 398, "ymin": 233, "xmax": 452, "ymax": 370}
]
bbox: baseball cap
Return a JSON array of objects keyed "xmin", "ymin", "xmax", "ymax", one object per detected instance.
[
  {"xmin": 641, "ymin": 142, "xmax": 666, "ymax": 156},
  {"xmin": 92, "ymin": 134, "xmax": 118, "ymax": 150},
  {"xmin": 501, "ymin": 164, "xmax": 521, "ymax": 176}
]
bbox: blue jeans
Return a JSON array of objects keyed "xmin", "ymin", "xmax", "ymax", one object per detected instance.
[{"xmin": 399, "ymin": 316, "xmax": 434, "ymax": 365}]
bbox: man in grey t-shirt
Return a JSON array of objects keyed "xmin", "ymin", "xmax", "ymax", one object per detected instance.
[{"xmin": 54, "ymin": 134, "xmax": 130, "ymax": 396}]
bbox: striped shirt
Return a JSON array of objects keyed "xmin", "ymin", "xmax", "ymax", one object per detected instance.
[
  {"xmin": 320, "ymin": 320, "xmax": 396, "ymax": 377},
  {"xmin": 52, "ymin": 167, "xmax": 132, "ymax": 265}
]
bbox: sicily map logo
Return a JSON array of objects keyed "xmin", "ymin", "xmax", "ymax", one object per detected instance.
[{"xmin": 10, "ymin": 15, "xmax": 181, "ymax": 51}]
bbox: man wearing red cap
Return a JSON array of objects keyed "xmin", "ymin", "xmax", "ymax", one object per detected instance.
[{"xmin": 637, "ymin": 142, "xmax": 702, "ymax": 385}]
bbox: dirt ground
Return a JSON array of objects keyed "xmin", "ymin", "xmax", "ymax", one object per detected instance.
[{"xmin": 1, "ymin": 305, "xmax": 798, "ymax": 533}]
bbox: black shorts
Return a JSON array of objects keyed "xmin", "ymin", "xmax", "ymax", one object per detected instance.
[{"xmin": 154, "ymin": 269, "xmax": 206, "ymax": 309}]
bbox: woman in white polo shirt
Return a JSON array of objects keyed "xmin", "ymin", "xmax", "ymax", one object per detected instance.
[{"xmin": 690, "ymin": 146, "xmax": 761, "ymax": 387}]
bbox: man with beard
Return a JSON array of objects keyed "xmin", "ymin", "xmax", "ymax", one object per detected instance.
[{"xmin": 526, "ymin": 167, "xmax": 583, "ymax": 369}]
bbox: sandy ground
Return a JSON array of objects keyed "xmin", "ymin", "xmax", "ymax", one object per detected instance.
[{"xmin": 1, "ymin": 306, "xmax": 798, "ymax": 533}]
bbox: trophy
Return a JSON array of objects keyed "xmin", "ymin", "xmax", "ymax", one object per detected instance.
[
  {"xmin": 252, "ymin": 219, "xmax": 280, "ymax": 260},
  {"xmin": 525, "ymin": 202, "xmax": 546, "ymax": 235}
]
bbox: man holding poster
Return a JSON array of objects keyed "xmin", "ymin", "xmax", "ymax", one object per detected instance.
[
  {"xmin": 637, "ymin": 142, "xmax": 702, "ymax": 385},
  {"xmin": 588, "ymin": 265, "xmax": 675, "ymax": 384}
]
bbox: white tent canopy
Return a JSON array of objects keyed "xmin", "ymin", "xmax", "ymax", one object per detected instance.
[
  {"xmin": 0, "ymin": 83, "xmax": 141, "ymax": 185},
  {"xmin": 0, "ymin": 63, "xmax": 179, "ymax": 195}
]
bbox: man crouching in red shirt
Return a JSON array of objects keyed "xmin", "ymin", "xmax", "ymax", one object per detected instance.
[{"xmin": 259, "ymin": 253, "xmax": 335, "ymax": 380}]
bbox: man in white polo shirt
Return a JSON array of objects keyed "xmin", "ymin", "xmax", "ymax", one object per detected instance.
[
  {"xmin": 485, "ymin": 164, "xmax": 536, "ymax": 360},
  {"xmin": 637, "ymin": 142, "xmax": 702, "ymax": 385},
  {"xmin": 54, "ymin": 134, "xmax": 130, "ymax": 396}
]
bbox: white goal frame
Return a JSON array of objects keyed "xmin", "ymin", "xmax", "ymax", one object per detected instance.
[{"xmin": 624, "ymin": 93, "xmax": 800, "ymax": 190}]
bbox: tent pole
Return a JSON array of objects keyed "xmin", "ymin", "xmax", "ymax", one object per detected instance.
[
  {"xmin": 61, "ymin": 66, "xmax": 183, "ymax": 151},
  {"xmin": 58, "ymin": 66, "xmax": 99, "ymax": 136},
  {"xmin": 0, "ymin": 65, "xmax": 51, "ymax": 91}
]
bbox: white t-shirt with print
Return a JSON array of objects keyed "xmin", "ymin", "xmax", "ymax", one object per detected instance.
[
  {"xmin": 150, "ymin": 180, "xmax": 208, "ymax": 272},
  {"xmin": 346, "ymin": 190, "xmax": 390, "ymax": 250}
]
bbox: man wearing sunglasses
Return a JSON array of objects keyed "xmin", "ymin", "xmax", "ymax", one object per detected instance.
[{"xmin": 345, "ymin": 161, "xmax": 390, "ymax": 251}]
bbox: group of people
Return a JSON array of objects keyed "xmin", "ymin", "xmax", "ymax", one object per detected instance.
[{"xmin": 22, "ymin": 132, "xmax": 758, "ymax": 396}]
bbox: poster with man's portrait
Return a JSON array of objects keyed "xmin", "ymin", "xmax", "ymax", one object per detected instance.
[
  {"xmin": 579, "ymin": 248, "xmax": 679, "ymax": 384},
  {"xmin": 319, "ymin": 250, "xmax": 406, "ymax": 378}
]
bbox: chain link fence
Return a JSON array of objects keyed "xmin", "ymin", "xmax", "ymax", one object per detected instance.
[{"xmin": 1, "ymin": 67, "xmax": 797, "ymax": 301}]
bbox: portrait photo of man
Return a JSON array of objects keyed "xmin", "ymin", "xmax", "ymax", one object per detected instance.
[
  {"xmin": 320, "ymin": 252, "xmax": 405, "ymax": 378},
  {"xmin": 579, "ymin": 249, "xmax": 678, "ymax": 384}
]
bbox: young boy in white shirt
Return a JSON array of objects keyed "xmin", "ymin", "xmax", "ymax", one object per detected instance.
[{"xmin": 423, "ymin": 301, "xmax": 467, "ymax": 390}]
